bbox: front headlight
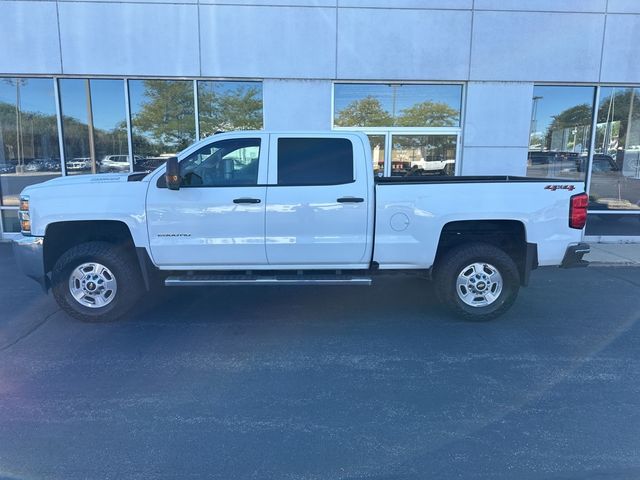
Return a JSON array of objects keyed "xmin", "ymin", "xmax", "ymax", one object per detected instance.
[{"xmin": 18, "ymin": 195, "xmax": 31, "ymax": 235}]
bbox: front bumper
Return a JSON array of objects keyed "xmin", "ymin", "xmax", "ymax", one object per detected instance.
[
  {"xmin": 560, "ymin": 242, "xmax": 590, "ymax": 268},
  {"xmin": 12, "ymin": 235, "xmax": 49, "ymax": 292}
]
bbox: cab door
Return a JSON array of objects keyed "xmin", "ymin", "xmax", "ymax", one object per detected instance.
[
  {"xmin": 146, "ymin": 134, "xmax": 269, "ymax": 268},
  {"xmin": 265, "ymin": 134, "xmax": 373, "ymax": 267}
]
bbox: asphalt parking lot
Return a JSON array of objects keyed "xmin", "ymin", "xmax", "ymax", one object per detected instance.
[{"xmin": 0, "ymin": 243, "xmax": 639, "ymax": 479}]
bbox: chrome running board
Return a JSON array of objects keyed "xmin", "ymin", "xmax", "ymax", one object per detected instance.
[{"xmin": 165, "ymin": 274, "xmax": 372, "ymax": 287}]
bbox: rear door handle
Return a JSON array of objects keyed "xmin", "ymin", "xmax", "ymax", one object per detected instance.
[
  {"xmin": 233, "ymin": 198, "xmax": 261, "ymax": 204},
  {"xmin": 337, "ymin": 197, "xmax": 364, "ymax": 203}
]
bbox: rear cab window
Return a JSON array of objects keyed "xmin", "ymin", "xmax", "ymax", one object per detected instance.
[{"xmin": 277, "ymin": 137, "xmax": 354, "ymax": 186}]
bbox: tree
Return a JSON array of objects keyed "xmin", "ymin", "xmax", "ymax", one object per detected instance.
[
  {"xmin": 545, "ymin": 103, "xmax": 593, "ymax": 150},
  {"xmin": 199, "ymin": 85, "xmax": 262, "ymax": 136},
  {"xmin": 334, "ymin": 96, "xmax": 392, "ymax": 127},
  {"xmin": 396, "ymin": 101, "xmax": 459, "ymax": 127},
  {"xmin": 596, "ymin": 88, "xmax": 640, "ymax": 152},
  {"xmin": 132, "ymin": 80, "xmax": 196, "ymax": 155}
]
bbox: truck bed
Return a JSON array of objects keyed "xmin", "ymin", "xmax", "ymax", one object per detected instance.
[{"xmin": 373, "ymin": 176, "xmax": 585, "ymax": 269}]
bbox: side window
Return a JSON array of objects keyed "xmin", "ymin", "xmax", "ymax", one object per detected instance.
[
  {"xmin": 179, "ymin": 138, "xmax": 260, "ymax": 187},
  {"xmin": 277, "ymin": 138, "xmax": 354, "ymax": 186}
]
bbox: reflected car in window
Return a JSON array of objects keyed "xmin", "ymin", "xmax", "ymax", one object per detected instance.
[
  {"xmin": 99, "ymin": 155, "xmax": 138, "ymax": 173},
  {"xmin": 67, "ymin": 158, "xmax": 92, "ymax": 171}
]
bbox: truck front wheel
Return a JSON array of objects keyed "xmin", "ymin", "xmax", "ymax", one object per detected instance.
[
  {"xmin": 52, "ymin": 241, "xmax": 142, "ymax": 322},
  {"xmin": 435, "ymin": 243, "xmax": 520, "ymax": 321}
]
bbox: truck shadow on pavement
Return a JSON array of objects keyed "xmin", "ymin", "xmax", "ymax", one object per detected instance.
[{"xmin": 127, "ymin": 276, "xmax": 451, "ymax": 327}]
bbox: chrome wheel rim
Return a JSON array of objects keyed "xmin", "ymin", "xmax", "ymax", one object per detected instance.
[
  {"xmin": 455, "ymin": 262, "xmax": 503, "ymax": 308},
  {"xmin": 68, "ymin": 262, "xmax": 117, "ymax": 309}
]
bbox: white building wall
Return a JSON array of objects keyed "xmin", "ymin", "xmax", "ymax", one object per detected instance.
[
  {"xmin": 58, "ymin": 2, "xmax": 200, "ymax": 76},
  {"xmin": 263, "ymin": 79, "xmax": 332, "ymax": 130},
  {"xmin": 461, "ymin": 82, "xmax": 533, "ymax": 176},
  {"xmin": 0, "ymin": 1, "xmax": 61, "ymax": 74},
  {"xmin": 199, "ymin": 5, "xmax": 336, "ymax": 78},
  {"xmin": 336, "ymin": 8, "xmax": 472, "ymax": 80}
]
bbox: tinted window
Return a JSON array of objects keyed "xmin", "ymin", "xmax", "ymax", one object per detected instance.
[
  {"xmin": 277, "ymin": 138, "xmax": 353, "ymax": 186},
  {"xmin": 179, "ymin": 138, "xmax": 260, "ymax": 187}
]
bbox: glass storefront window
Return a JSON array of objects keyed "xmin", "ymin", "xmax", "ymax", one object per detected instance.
[
  {"xmin": 1, "ymin": 209, "xmax": 19, "ymax": 232},
  {"xmin": 589, "ymin": 87, "xmax": 640, "ymax": 211},
  {"xmin": 129, "ymin": 79, "xmax": 196, "ymax": 172},
  {"xmin": 528, "ymin": 85, "xmax": 596, "ymax": 180},
  {"xmin": 390, "ymin": 134, "xmax": 457, "ymax": 177},
  {"xmin": 0, "ymin": 78, "xmax": 61, "ymax": 207},
  {"xmin": 60, "ymin": 79, "xmax": 129, "ymax": 175},
  {"xmin": 334, "ymin": 83, "xmax": 462, "ymax": 128},
  {"xmin": 197, "ymin": 81, "xmax": 263, "ymax": 138},
  {"xmin": 367, "ymin": 134, "xmax": 385, "ymax": 176}
]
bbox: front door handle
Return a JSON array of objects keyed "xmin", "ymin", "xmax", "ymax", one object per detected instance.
[
  {"xmin": 233, "ymin": 198, "xmax": 261, "ymax": 204},
  {"xmin": 337, "ymin": 197, "xmax": 364, "ymax": 203}
]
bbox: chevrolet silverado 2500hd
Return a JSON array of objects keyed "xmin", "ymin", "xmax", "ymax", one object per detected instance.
[{"xmin": 13, "ymin": 131, "xmax": 590, "ymax": 322}]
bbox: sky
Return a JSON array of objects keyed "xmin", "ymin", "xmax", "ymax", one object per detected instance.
[{"xmin": 531, "ymin": 85, "xmax": 596, "ymax": 135}]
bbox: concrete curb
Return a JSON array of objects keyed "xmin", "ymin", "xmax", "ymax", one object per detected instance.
[{"xmin": 587, "ymin": 262, "xmax": 640, "ymax": 267}]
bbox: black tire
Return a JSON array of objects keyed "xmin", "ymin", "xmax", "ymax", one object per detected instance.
[
  {"xmin": 52, "ymin": 241, "xmax": 142, "ymax": 322},
  {"xmin": 434, "ymin": 243, "xmax": 520, "ymax": 322}
]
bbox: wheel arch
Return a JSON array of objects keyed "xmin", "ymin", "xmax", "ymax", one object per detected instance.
[
  {"xmin": 43, "ymin": 220, "xmax": 154, "ymax": 290},
  {"xmin": 434, "ymin": 220, "xmax": 537, "ymax": 286}
]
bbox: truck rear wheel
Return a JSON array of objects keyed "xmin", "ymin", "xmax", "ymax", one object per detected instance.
[
  {"xmin": 435, "ymin": 243, "xmax": 520, "ymax": 321},
  {"xmin": 52, "ymin": 241, "xmax": 142, "ymax": 322}
]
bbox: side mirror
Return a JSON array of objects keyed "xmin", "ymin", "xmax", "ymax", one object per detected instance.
[{"xmin": 165, "ymin": 156, "xmax": 180, "ymax": 190}]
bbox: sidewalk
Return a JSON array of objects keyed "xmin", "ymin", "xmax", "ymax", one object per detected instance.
[{"xmin": 585, "ymin": 243, "xmax": 640, "ymax": 266}]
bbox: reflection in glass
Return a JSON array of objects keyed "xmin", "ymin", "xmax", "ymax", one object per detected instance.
[
  {"xmin": 334, "ymin": 83, "xmax": 462, "ymax": 128},
  {"xmin": 198, "ymin": 81, "xmax": 262, "ymax": 138},
  {"xmin": 0, "ymin": 78, "xmax": 60, "ymax": 206},
  {"xmin": 129, "ymin": 80, "xmax": 195, "ymax": 172},
  {"xmin": 1, "ymin": 209, "xmax": 20, "ymax": 232},
  {"xmin": 391, "ymin": 135, "xmax": 456, "ymax": 177},
  {"xmin": 527, "ymin": 85, "xmax": 595, "ymax": 180},
  {"xmin": 60, "ymin": 79, "xmax": 129, "ymax": 175},
  {"xmin": 367, "ymin": 134, "xmax": 385, "ymax": 176},
  {"xmin": 589, "ymin": 87, "xmax": 640, "ymax": 211}
]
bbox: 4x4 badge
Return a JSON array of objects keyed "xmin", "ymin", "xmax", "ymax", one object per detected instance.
[{"xmin": 545, "ymin": 184, "xmax": 575, "ymax": 191}]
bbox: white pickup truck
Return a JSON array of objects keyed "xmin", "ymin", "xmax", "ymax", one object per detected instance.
[{"xmin": 13, "ymin": 131, "xmax": 590, "ymax": 322}]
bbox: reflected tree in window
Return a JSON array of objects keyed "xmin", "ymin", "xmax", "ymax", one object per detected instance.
[
  {"xmin": 334, "ymin": 96, "xmax": 392, "ymax": 127},
  {"xmin": 396, "ymin": 101, "xmax": 459, "ymax": 127},
  {"xmin": 198, "ymin": 82, "xmax": 262, "ymax": 138},
  {"xmin": 546, "ymin": 103, "xmax": 593, "ymax": 152},
  {"xmin": 527, "ymin": 85, "xmax": 595, "ymax": 181},
  {"xmin": 589, "ymin": 87, "xmax": 640, "ymax": 211},
  {"xmin": 0, "ymin": 78, "xmax": 60, "ymax": 206},
  {"xmin": 130, "ymin": 80, "xmax": 195, "ymax": 170}
]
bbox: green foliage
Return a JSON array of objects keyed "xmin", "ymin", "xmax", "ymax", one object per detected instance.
[
  {"xmin": 199, "ymin": 84, "xmax": 262, "ymax": 137},
  {"xmin": 545, "ymin": 103, "xmax": 593, "ymax": 150},
  {"xmin": 132, "ymin": 80, "xmax": 196, "ymax": 156},
  {"xmin": 395, "ymin": 101, "xmax": 459, "ymax": 127},
  {"xmin": 0, "ymin": 101, "xmax": 59, "ymax": 162},
  {"xmin": 335, "ymin": 96, "xmax": 458, "ymax": 128},
  {"xmin": 334, "ymin": 96, "xmax": 393, "ymax": 127}
]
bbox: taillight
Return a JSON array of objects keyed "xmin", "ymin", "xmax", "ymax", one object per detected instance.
[{"xmin": 569, "ymin": 193, "xmax": 588, "ymax": 229}]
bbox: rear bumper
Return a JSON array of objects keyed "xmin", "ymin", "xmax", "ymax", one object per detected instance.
[
  {"xmin": 560, "ymin": 242, "xmax": 590, "ymax": 268},
  {"xmin": 12, "ymin": 235, "xmax": 49, "ymax": 292}
]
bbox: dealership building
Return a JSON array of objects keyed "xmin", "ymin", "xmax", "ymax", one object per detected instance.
[{"xmin": 1, "ymin": 0, "xmax": 640, "ymax": 240}]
